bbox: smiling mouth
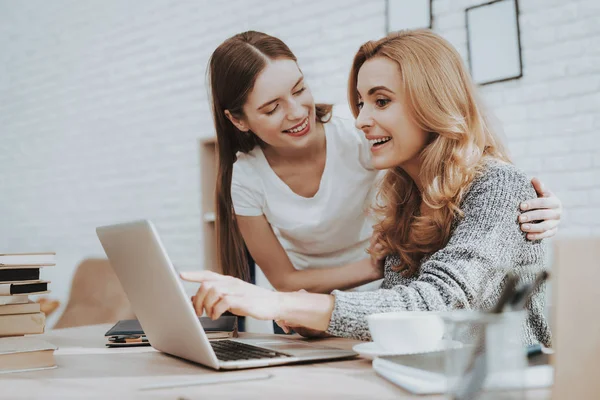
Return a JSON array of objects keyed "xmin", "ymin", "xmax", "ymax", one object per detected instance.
[
  {"xmin": 369, "ymin": 137, "xmax": 392, "ymax": 147},
  {"xmin": 283, "ymin": 117, "xmax": 309, "ymax": 134}
]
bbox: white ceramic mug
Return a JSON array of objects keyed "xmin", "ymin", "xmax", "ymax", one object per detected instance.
[{"xmin": 367, "ymin": 311, "xmax": 445, "ymax": 353}]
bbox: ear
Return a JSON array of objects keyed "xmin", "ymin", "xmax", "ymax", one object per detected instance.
[{"xmin": 224, "ymin": 110, "xmax": 249, "ymax": 132}]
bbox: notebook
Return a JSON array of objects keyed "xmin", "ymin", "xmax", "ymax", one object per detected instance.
[
  {"xmin": 106, "ymin": 335, "xmax": 150, "ymax": 348},
  {"xmin": 105, "ymin": 315, "xmax": 238, "ymax": 343},
  {"xmin": 373, "ymin": 349, "xmax": 553, "ymax": 395}
]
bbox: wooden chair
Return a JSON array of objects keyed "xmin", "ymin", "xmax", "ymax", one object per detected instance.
[
  {"xmin": 53, "ymin": 258, "xmax": 135, "ymax": 329},
  {"xmin": 551, "ymin": 237, "xmax": 600, "ymax": 399},
  {"xmin": 36, "ymin": 297, "xmax": 61, "ymax": 317}
]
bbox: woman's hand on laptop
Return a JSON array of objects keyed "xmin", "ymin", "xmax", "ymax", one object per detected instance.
[
  {"xmin": 275, "ymin": 289, "xmax": 332, "ymax": 338},
  {"xmin": 181, "ymin": 271, "xmax": 335, "ymax": 332},
  {"xmin": 181, "ymin": 271, "xmax": 283, "ymax": 321},
  {"xmin": 276, "ymin": 320, "xmax": 331, "ymax": 338}
]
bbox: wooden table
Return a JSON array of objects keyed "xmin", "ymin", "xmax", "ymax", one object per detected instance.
[{"xmin": 0, "ymin": 324, "xmax": 551, "ymax": 399}]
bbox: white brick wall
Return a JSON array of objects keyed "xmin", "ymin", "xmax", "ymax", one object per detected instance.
[
  {"xmin": 0, "ymin": 0, "xmax": 385, "ymax": 323},
  {"xmin": 1, "ymin": 0, "xmax": 598, "ymax": 323},
  {"xmin": 432, "ymin": 0, "xmax": 600, "ymax": 238}
]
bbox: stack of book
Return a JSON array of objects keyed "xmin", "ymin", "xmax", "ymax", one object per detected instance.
[{"xmin": 0, "ymin": 252, "xmax": 58, "ymax": 373}]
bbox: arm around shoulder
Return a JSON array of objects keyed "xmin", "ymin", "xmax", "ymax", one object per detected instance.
[{"xmin": 324, "ymin": 162, "xmax": 548, "ymax": 340}]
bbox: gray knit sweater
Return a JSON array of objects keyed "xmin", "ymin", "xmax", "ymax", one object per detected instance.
[{"xmin": 326, "ymin": 161, "xmax": 551, "ymax": 346}]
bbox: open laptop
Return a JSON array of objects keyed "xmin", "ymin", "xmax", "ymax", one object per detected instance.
[{"xmin": 96, "ymin": 219, "xmax": 357, "ymax": 370}]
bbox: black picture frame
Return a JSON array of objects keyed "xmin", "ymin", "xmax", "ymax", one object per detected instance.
[
  {"xmin": 385, "ymin": 0, "xmax": 433, "ymax": 34},
  {"xmin": 466, "ymin": 0, "xmax": 523, "ymax": 85}
]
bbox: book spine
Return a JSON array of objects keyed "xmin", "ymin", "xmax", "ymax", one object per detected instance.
[
  {"xmin": 0, "ymin": 284, "xmax": 12, "ymax": 296},
  {"xmin": 0, "ymin": 313, "xmax": 46, "ymax": 336},
  {"xmin": 0, "ymin": 269, "xmax": 40, "ymax": 282},
  {"xmin": 0, "ymin": 255, "xmax": 55, "ymax": 265},
  {"xmin": 0, "ymin": 295, "xmax": 29, "ymax": 306},
  {"xmin": 0, "ymin": 282, "xmax": 48, "ymax": 295},
  {"xmin": 0, "ymin": 303, "xmax": 40, "ymax": 316}
]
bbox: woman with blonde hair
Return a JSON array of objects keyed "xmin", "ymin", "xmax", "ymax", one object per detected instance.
[{"xmin": 183, "ymin": 30, "xmax": 551, "ymax": 345}]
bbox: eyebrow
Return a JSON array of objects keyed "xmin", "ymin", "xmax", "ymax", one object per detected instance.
[
  {"xmin": 367, "ymin": 86, "xmax": 394, "ymax": 96},
  {"xmin": 257, "ymin": 77, "xmax": 304, "ymax": 110},
  {"xmin": 356, "ymin": 85, "xmax": 395, "ymax": 100}
]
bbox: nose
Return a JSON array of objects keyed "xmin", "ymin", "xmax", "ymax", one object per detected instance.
[
  {"xmin": 287, "ymin": 98, "xmax": 305, "ymax": 121},
  {"xmin": 354, "ymin": 107, "xmax": 373, "ymax": 132}
]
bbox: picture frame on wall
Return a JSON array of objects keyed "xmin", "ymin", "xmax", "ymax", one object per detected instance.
[
  {"xmin": 386, "ymin": 0, "xmax": 432, "ymax": 33},
  {"xmin": 466, "ymin": 0, "xmax": 523, "ymax": 85}
]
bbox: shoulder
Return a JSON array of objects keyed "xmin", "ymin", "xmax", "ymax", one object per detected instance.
[
  {"xmin": 234, "ymin": 146, "xmax": 261, "ymax": 167},
  {"xmin": 232, "ymin": 148, "xmax": 263, "ymax": 186},
  {"xmin": 462, "ymin": 159, "xmax": 535, "ymax": 211},
  {"xmin": 471, "ymin": 160, "xmax": 532, "ymax": 195}
]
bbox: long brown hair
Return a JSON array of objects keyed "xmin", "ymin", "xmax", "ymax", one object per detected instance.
[
  {"xmin": 208, "ymin": 31, "xmax": 332, "ymax": 281},
  {"xmin": 348, "ymin": 30, "xmax": 510, "ymax": 277}
]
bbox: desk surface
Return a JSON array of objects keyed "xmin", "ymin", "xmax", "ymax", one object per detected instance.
[{"xmin": 0, "ymin": 324, "xmax": 551, "ymax": 399}]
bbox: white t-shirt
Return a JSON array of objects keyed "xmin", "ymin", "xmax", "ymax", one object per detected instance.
[{"xmin": 231, "ymin": 115, "xmax": 382, "ymax": 290}]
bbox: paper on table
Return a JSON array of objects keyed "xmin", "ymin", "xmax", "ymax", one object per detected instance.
[
  {"xmin": 140, "ymin": 371, "xmax": 273, "ymax": 390},
  {"xmin": 55, "ymin": 347, "xmax": 158, "ymax": 356}
]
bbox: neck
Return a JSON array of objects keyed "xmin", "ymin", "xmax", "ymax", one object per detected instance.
[
  {"xmin": 400, "ymin": 157, "xmax": 424, "ymax": 192},
  {"xmin": 400, "ymin": 160, "xmax": 431, "ymax": 216},
  {"xmin": 263, "ymin": 122, "xmax": 326, "ymax": 165}
]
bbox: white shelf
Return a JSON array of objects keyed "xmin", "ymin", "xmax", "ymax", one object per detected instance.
[{"xmin": 200, "ymin": 137, "xmax": 219, "ymax": 272}]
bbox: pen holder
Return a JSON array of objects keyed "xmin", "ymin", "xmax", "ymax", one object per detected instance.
[{"xmin": 442, "ymin": 310, "xmax": 528, "ymax": 399}]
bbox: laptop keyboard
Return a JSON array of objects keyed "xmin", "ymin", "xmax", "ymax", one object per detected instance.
[{"xmin": 210, "ymin": 340, "xmax": 291, "ymax": 361}]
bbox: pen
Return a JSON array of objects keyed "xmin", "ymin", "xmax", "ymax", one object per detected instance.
[
  {"xmin": 510, "ymin": 270, "xmax": 549, "ymax": 311},
  {"xmin": 108, "ymin": 335, "xmax": 149, "ymax": 343},
  {"xmin": 119, "ymin": 337, "xmax": 149, "ymax": 344},
  {"xmin": 109, "ymin": 335, "xmax": 143, "ymax": 340},
  {"xmin": 453, "ymin": 272, "xmax": 519, "ymax": 400},
  {"xmin": 527, "ymin": 343, "xmax": 554, "ymax": 358}
]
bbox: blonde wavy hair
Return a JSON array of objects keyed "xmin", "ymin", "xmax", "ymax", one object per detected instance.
[{"xmin": 349, "ymin": 30, "xmax": 511, "ymax": 277}]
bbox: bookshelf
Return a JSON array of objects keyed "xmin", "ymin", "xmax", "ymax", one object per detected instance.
[{"xmin": 199, "ymin": 137, "xmax": 220, "ymax": 273}]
